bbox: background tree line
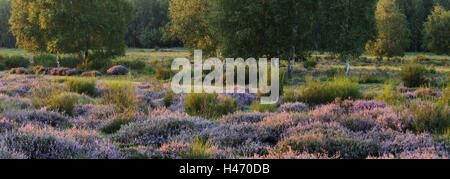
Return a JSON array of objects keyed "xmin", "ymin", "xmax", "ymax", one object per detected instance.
[{"xmin": 1, "ymin": 0, "xmax": 449, "ymax": 59}]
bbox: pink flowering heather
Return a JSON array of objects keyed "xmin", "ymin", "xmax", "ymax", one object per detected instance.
[
  {"xmin": 309, "ymin": 104, "xmax": 345, "ymax": 122},
  {"xmin": 279, "ymin": 102, "xmax": 309, "ymax": 113}
]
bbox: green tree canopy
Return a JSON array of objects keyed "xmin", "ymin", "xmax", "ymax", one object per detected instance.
[
  {"xmin": 0, "ymin": 0, "xmax": 15, "ymax": 48},
  {"xmin": 366, "ymin": 0, "xmax": 411, "ymax": 58},
  {"xmin": 423, "ymin": 5, "xmax": 450, "ymax": 55},
  {"xmin": 164, "ymin": 0, "xmax": 218, "ymax": 57},
  {"xmin": 9, "ymin": 0, "xmax": 133, "ymax": 61},
  {"xmin": 315, "ymin": 0, "xmax": 377, "ymax": 75}
]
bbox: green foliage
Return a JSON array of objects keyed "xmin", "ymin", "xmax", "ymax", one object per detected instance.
[
  {"xmin": 151, "ymin": 59, "xmax": 173, "ymax": 80},
  {"xmin": 377, "ymin": 80, "xmax": 404, "ymax": 105},
  {"xmin": 164, "ymin": 0, "xmax": 218, "ymax": 57},
  {"xmin": 104, "ymin": 80, "xmax": 136, "ymax": 113},
  {"xmin": 211, "ymin": 0, "xmax": 318, "ymax": 70},
  {"xmin": 9, "ymin": 0, "xmax": 133, "ymax": 59},
  {"xmin": 183, "ymin": 136, "xmax": 213, "ymax": 159},
  {"xmin": 66, "ymin": 78, "xmax": 97, "ymax": 96},
  {"xmin": 400, "ymin": 63, "xmax": 431, "ymax": 87},
  {"xmin": 423, "ymin": 5, "xmax": 450, "ymax": 55},
  {"xmin": 184, "ymin": 93, "xmax": 238, "ymax": 119},
  {"xmin": 298, "ymin": 77, "xmax": 360, "ymax": 105},
  {"xmin": 112, "ymin": 57, "xmax": 146, "ymax": 70},
  {"xmin": 33, "ymin": 54, "xmax": 57, "ymax": 67},
  {"xmin": 0, "ymin": 0, "xmax": 15, "ymax": 48},
  {"xmin": 127, "ymin": 0, "xmax": 177, "ymax": 48},
  {"xmin": 163, "ymin": 90, "xmax": 174, "ymax": 107},
  {"xmin": 60, "ymin": 56, "xmax": 79, "ymax": 68},
  {"xmin": 303, "ymin": 58, "xmax": 318, "ymax": 69},
  {"xmin": 366, "ymin": 0, "xmax": 411, "ymax": 58},
  {"xmin": 100, "ymin": 118, "xmax": 131, "ymax": 135},
  {"xmin": 315, "ymin": 0, "xmax": 377, "ymax": 58},
  {"xmin": 251, "ymin": 102, "xmax": 277, "ymax": 113},
  {"xmin": 49, "ymin": 92, "xmax": 84, "ymax": 116},
  {"xmin": 407, "ymin": 100, "xmax": 450, "ymax": 134},
  {"xmin": 86, "ymin": 53, "xmax": 113, "ymax": 72},
  {"xmin": 3, "ymin": 55, "xmax": 30, "ymax": 68}
]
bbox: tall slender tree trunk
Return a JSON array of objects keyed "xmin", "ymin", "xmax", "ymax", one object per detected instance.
[
  {"xmin": 56, "ymin": 55, "xmax": 61, "ymax": 68},
  {"xmin": 345, "ymin": 55, "xmax": 350, "ymax": 76}
]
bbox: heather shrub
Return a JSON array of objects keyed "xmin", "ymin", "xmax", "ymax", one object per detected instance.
[
  {"xmin": 185, "ymin": 93, "xmax": 238, "ymax": 119},
  {"xmin": 4, "ymin": 55, "xmax": 30, "ymax": 68},
  {"xmin": 112, "ymin": 116, "xmax": 214, "ymax": 146},
  {"xmin": 103, "ymin": 80, "xmax": 136, "ymax": 113},
  {"xmin": 279, "ymin": 122, "xmax": 381, "ymax": 159},
  {"xmin": 112, "ymin": 57, "xmax": 146, "ymax": 70},
  {"xmin": 298, "ymin": 77, "xmax": 360, "ymax": 105},
  {"xmin": 407, "ymin": 100, "xmax": 450, "ymax": 134},
  {"xmin": 66, "ymin": 78, "xmax": 97, "ymax": 96},
  {"xmin": 258, "ymin": 113, "xmax": 310, "ymax": 139},
  {"xmin": 400, "ymin": 63, "xmax": 431, "ymax": 88},
  {"xmin": 1, "ymin": 125, "xmax": 121, "ymax": 159},
  {"xmin": 0, "ymin": 109, "xmax": 69, "ymax": 127},
  {"xmin": 220, "ymin": 112, "xmax": 271, "ymax": 124},
  {"xmin": 33, "ymin": 54, "xmax": 57, "ymax": 67},
  {"xmin": 309, "ymin": 104, "xmax": 345, "ymax": 122},
  {"xmin": 277, "ymin": 135, "xmax": 380, "ymax": 159},
  {"xmin": 200, "ymin": 124, "xmax": 277, "ymax": 155},
  {"xmin": 279, "ymin": 102, "xmax": 308, "ymax": 113},
  {"xmin": 339, "ymin": 117, "xmax": 376, "ymax": 132},
  {"xmin": 251, "ymin": 102, "xmax": 277, "ymax": 113}
]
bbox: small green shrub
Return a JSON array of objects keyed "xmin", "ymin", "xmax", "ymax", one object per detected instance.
[
  {"xmin": 100, "ymin": 118, "xmax": 131, "ymax": 134},
  {"xmin": 283, "ymin": 87, "xmax": 300, "ymax": 103},
  {"xmin": 298, "ymin": 77, "xmax": 360, "ymax": 105},
  {"xmin": 164, "ymin": 90, "xmax": 174, "ymax": 107},
  {"xmin": 104, "ymin": 80, "xmax": 136, "ymax": 113},
  {"xmin": 4, "ymin": 55, "xmax": 30, "ymax": 68},
  {"xmin": 251, "ymin": 102, "xmax": 277, "ymax": 113},
  {"xmin": 112, "ymin": 57, "xmax": 146, "ymax": 70},
  {"xmin": 66, "ymin": 78, "xmax": 97, "ymax": 96},
  {"xmin": 377, "ymin": 80, "xmax": 404, "ymax": 105},
  {"xmin": 151, "ymin": 60, "xmax": 173, "ymax": 80},
  {"xmin": 183, "ymin": 136, "xmax": 213, "ymax": 159},
  {"xmin": 49, "ymin": 92, "xmax": 82, "ymax": 115},
  {"xmin": 303, "ymin": 58, "xmax": 318, "ymax": 69},
  {"xmin": 33, "ymin": 54, "xmax": 57, "ymax": 67},
  {"xmin": 85, "ymin": 53, "xmax": 113, "ymax": 72},
  {"xmin": 185, "ymin": 93, "xmax": 238, "ymax": 119},
  {"xmin": 400, "ymin": 63, "xmax": 431, "ymax": 88}
]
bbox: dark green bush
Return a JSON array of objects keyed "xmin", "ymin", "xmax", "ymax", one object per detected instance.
[
  {"xmin": 60, "ymin": 56, "xmax": 79, "ymax": 68},
  {"xmin": 303, "ymin": 58, "xmax": 318, "ymax": 69},
  {"xmin": 4, "ymin": 55, "xmax": 30, "ymax": 68},
  {"xmin": 33, "ymin": 54, "xmax": 57, "ymax": 67},
  {"xmin": 299, "ymin": 77, "xmax": 360, "ymax": 105},
  {"xmin": 400, "ymin": 63, "xmax": 431, "ymax": 88},
  {"xmin": 185, "ymin": 93, "xmax": 238, "ymax": 119},
  {"xmin": 112, "ymin": 57, "xmax": 146, "ymax": 70},
  {"xmin": 100, "ymin": 118, "xmax": 131, "ymax": 134}
]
